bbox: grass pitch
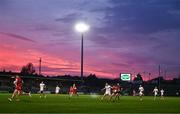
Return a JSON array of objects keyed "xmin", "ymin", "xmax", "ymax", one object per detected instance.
[{"xmin": 0, "ymin": 94, "xmax": 180, "ymax": 113}]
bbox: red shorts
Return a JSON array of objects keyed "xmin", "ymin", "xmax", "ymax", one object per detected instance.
[
  {"xmin": 70, "ymin": 90, "xmax": 77, "ymax": 94},
  {"xmin": 73, "ymin": 90, "xmax": 77, "ymax": 94},
  {"xmin": 15, "ymin": 86, "xmax": 22, "ymax": 91},
  {"xmin": 69, "ymin": 90, "xmax": 73, "ymax": 93}
]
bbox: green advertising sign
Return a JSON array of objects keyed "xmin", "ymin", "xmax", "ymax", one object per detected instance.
[{"xmin": 120, "ymin": 73, "xmax": 131, "ymax": 81}]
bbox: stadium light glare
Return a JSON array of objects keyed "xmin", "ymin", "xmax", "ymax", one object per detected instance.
[{"xmin": 75, "ymin": 22, "xmax": 89, "ymax": 33}]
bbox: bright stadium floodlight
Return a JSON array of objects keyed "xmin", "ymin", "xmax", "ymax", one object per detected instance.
[{"xmin": 75, "ymin": 22, "xmax": 89, "ymax": 33}]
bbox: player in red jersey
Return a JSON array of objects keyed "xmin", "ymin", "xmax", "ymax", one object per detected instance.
[
  {"xmin": 8, "ymin": 75, "xmax": 23, "ymax": 101},
  {"xmin": 115, "ymin": 83, "xmax": 121, "ymax": 100},
  {"xmin": 110, "ymin": 83, "xmax": 121, "ymax": 101},
  {"xmin": 8, "ymin": 75, "xmax": 31, "ymax": 101},
  {"xmin": 69, "ymin": 84, "xmax": 78, "ymax": 98},
  {"xmin": 73, "ymin": 84, "xmax": 78, "ymax": 95},
  {"xmin": 69, "ymin": 86, "xmax": 74, "ymax": 97}
]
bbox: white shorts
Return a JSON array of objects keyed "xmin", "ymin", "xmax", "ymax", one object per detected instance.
[
  {"xmin": 139, "ymin": 92, "xmax": 143, "ymax": 96},
  {"xmin": 105, "ymin": 91, "xmax": 111, "ymax": 95},
  {"xmin": 55, "ymin": 91, "xmax": 59, "ymax": 94},
  {"xmin": 40, "ymin": 89, "xmax": 44, "ymax": 91},
  {"xmin": 154, "ymin": 93, "xmax": 158, "ymax": 96}
]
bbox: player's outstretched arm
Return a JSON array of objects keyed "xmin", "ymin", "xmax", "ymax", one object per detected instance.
[{"xmin": 101, "ymin": 88, "xmax": 105, "ymax": 91}]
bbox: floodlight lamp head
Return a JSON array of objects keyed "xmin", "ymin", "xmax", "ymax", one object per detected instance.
[{"xmin": 75, "ymin": 22, "xmax": 89, "ymax": 33}]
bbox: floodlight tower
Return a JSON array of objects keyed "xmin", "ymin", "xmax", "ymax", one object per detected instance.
[{"xmin": 75, "ymin": 22, "xmax": 90, "ymax": 82}]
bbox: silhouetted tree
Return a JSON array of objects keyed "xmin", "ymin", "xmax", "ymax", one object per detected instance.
[
  {"xmin": 133, "ymin": 73, "xmax": 143, "ymax": 84},
  {"xmin": 2, "ymin": 69, "xmax": 6, "ymax": 72},
  {"xmin": 21, "ymin": 63, "xmax": 36, "ymax": 75},
  {"xmin": 87, "ymin": 73, "xmax": 97, "ymax": 80}
]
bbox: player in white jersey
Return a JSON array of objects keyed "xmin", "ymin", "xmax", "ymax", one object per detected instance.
[
  {"xmin": 101, "ymin": 83, "xmax": 111, "ymax": 100},
  {"xmin": 39, "ymin": 81, "xmax": 46, "ymax": 98},
  {"xmin": 139, "ymin": 85, "xmax": 144, "ymax": 101},
  {"xmin": 153, "ymin": 86, "xmax": 158, "ymax": 100},
  {"xmin": 160, "ymin": 89, "xmax": 164, "ymax": 99},
  {"xmin": 55, "ymin": 85, "xmax": 60, "ymax": 94}
]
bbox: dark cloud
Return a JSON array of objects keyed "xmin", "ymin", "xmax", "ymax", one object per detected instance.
[
  {"xmin": 0, "ymin": 0, "xmax": 11, "ymax": 6},
  {"xmin": 29, "ymin": 24, "xmax": 56, "ymax": 32},
  {"xmin": 55, "ymin": 13, "xmax": 83, "ymax": 23},
  {"xmin": 92, "ymin": 0, "xmax": 180, "ymax": 33},
  {"xmin": 0, "ymin": 32, "xmax": 36, "ymax": 43}
]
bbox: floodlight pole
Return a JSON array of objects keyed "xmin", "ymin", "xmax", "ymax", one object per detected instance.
[
  {"xmin": 158, "ymin": 65, "xmax": 161, "ymax": 90},
  {"xmin": 39, "ymin": 57, "xmax": 42, "ymax": 75},
  {"xmin": 81, "ymin": 33, "xmax": 84, "ymax": 83}
]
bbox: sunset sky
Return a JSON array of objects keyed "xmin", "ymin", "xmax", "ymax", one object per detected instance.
[{"xmin": 0, "ymin": 0, "xmax": 180, "ymax": 79}]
